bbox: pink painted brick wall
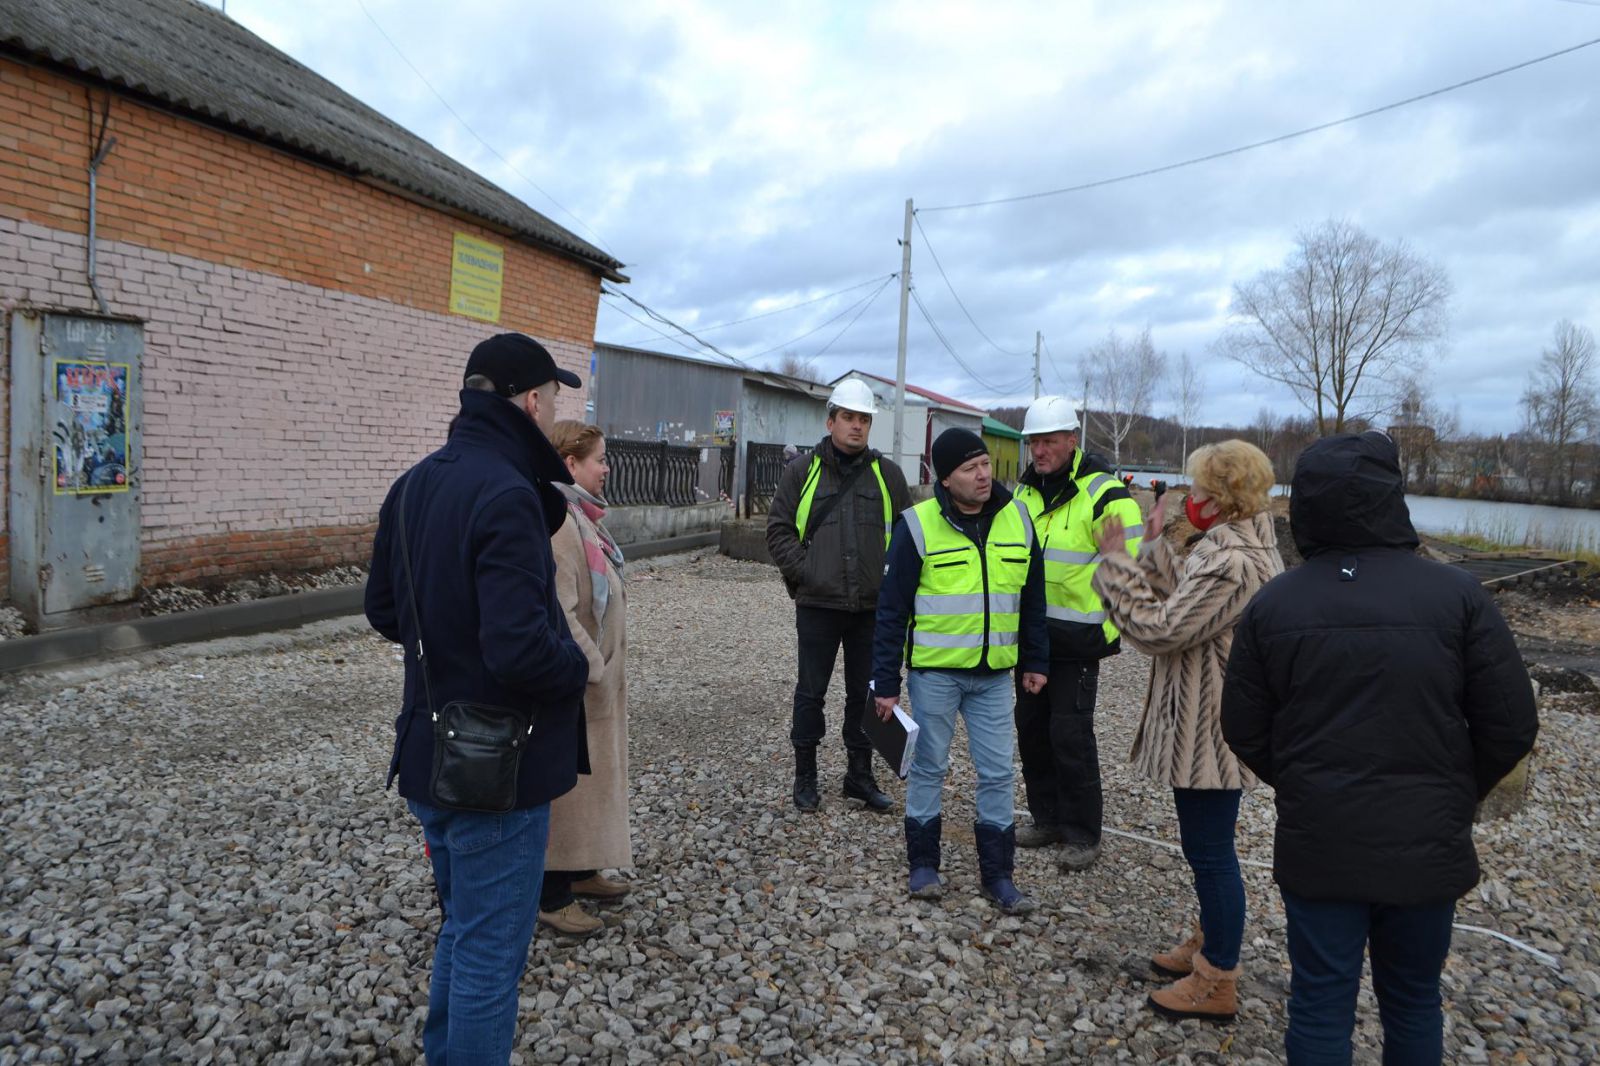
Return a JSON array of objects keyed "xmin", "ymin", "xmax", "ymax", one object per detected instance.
[{"xmin": 1, "ymin": 214, "xmax": 592, "ymax": 584}]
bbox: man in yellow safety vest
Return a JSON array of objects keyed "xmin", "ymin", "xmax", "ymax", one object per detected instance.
[
  {"xmin": 1011, "ymin": 395, "xmax": 1145, "ymax": 872},
  {"xmin": 767, "ymin": 377, "xmax": 913, "ymax": 813},
  {"xmin": 872, "ymin": 428, "xmax": 1049, "ymax": 912}
]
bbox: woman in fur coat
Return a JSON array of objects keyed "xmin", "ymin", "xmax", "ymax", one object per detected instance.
[{"xmin": 1091, "ymin": 440, "xmax": 1282, "ymax": 1024}]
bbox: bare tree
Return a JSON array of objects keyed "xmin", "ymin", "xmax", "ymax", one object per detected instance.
[
  {"xmin": 1251, "ymin": 407, "xmax": 1279, "ymax": 451},
  {"xmin": 768, "ymin": 350, "xmax": 821, "ymax": 383},
  {"xmin": 1521, "ymin": 319, "xmax": 1598, "ymax": 504},
  {"xmin": 1219, "ymin": 219, "xmax": 1451, "ymax": 436},
  {"xmin": 1171, "ymin": 352, "xmax": 1204, "ymax": 474},
  {"xmin": 1083, "ymin": 327, "xmax": 1166, "ymax": 469}
]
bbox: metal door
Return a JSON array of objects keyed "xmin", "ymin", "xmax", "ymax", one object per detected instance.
[{"xmin": 8, "ymin": 312, "xmax": 143, "ymax": 623}]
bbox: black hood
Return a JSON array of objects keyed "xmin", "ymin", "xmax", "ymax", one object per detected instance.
[{"xmin": 1290, "ymin": 432, "xmax": 1418, "ymax": 558}]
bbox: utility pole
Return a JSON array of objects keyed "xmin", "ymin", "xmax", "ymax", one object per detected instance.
[
  {"xmin": 1033, "ymin": 331, "xmax": 1042, "ymax": 399},
  {"xmin": 893, "ymin": 198, "xmax": 912, "ymax": 474}
]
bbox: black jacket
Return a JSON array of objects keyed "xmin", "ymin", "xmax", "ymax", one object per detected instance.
[
  {"xmin": 871, "ymin": 482, "xmax": 1050, "ymax": 699},
  {"xmin": 366, "ymin": 389, "xmax": 591, "ymax": 810},
  {"xmin": 1221, "ymin": 432, "xmax": 1538, "ymax": 905},
  {"xmin": 766, "ymin": 437, "xmax": 913, "ymax": 612}
]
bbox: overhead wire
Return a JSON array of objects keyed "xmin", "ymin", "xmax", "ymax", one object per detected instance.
[
  {"xmin": 746, "ymin": 276, "xmax": 899, "ymax": 360},
  {"xmin": 920, "ymin": 35, "xmax": 1600, "ymax": 212},
  {"xmin": 617, "ymin": 275, "xmax": 897, "ymax": 340},
  {"xmin": 910, "ymin": 288, "xmax": 1031, "ymax": 395},
  {"xmin": 912, "ymin": 212, "xmax": 1027, "ymax": 357},
  {"xmin": 805, "ymin": 274, "xmax": 898, "ymax": 361},
  {"xmin": 350, "ymin": 0, "xmax": 615, "ymax": 255}
]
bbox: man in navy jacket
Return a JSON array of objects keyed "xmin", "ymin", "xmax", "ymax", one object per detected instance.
[{"xmin": 366, "ymin": 333, "xmax": 590, "ymax": 1064}]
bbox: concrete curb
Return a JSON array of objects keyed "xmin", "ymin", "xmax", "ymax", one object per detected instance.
[{"xmin": 0, "ymin": 533, "xmax": 719, "ymax": 676}]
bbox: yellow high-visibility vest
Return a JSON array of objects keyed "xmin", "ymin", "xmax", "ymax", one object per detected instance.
[
  {"xmin": 902, "ymin": 496, "xmax": 1034, "ymax": 670},
  {"xmin": 794, "ymin": 455, "xmax": 893, "ymax": 548},
  {"xmin": 1013, "ymin": 452, "xmax": 1143, "ymax": 646}
]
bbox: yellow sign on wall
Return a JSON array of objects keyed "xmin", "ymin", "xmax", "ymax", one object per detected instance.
[{"xmin": 449, "ymin": 233, "xmax": 505, "ymax": 323}]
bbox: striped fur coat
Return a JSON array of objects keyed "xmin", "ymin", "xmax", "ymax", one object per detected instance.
[{"xmin": 1092, "ymin": 512, "xmax": 1283, "ymax": 790}]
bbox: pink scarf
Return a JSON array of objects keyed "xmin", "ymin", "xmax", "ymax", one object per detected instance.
[{"xmin": 558, "ymin": 483, "xmax": 624, "ymax": 628}]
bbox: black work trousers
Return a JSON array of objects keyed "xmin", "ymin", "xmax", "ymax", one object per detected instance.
[
  {"xmin": 790, "ymin": 605, "xmax": 874, "ymax": 755},
  {"xmin": 1014, "ymin": 659, "xmax": 1102, "ymax": 846}
]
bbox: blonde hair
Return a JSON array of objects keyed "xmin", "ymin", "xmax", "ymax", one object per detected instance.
[
  {"xmin": 1186, "ymin": 440, "xmax": 1274, "ymax": 520},
  {"xmin": 549, "ymin": 420, "xmax": 604, "ymax": 462}
]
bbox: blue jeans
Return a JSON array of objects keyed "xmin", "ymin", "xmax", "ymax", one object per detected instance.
[
  {"xmin": 905, "ymin": 669, "xmax": 1015, "ymax": 827},
  {"xmin": 1280, "ymin": 889, "xmax": 1456, "ymax": 1066},
  {"xmin": 1173, "ymin": 788, "xmax": 1244, "ymax": 969},
  {"xmin": 409, "ymin": 800, "xmax": 551, "ymax": 1066}
]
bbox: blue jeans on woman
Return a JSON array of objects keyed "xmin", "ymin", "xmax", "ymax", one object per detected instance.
[
  {"xmin": 1172, "ymin": 787, "xmax": 1244, "ymax": 970},
  {"xmin": 409, "ymin": 799, "xmax": 551, "ymax": 1066},
  {"xmin": 905, "ymin": 669, "xmax": 1016, "ymax": 827},
  {"xmin": 1280, "ymin": 889, "xmax": 1455, "ymax": 1066}
]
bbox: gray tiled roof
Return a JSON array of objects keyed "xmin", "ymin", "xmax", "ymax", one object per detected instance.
[{"xmin": 0, "ymin": 0, "xmax": 626, "ymax": 280}]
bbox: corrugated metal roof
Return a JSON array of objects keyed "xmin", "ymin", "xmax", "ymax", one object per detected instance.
[
  {"xmin": 0, "ymin": 0, "xmax": 626, "ymax": 280},
  {"xmin": 842, "ymin": 371, "xmax": 988, "ymax": 416}
]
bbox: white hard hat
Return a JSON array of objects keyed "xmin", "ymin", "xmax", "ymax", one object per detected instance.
[
  {"xmin": 1022, "ymin": 395, "xmax": 1079, "ymax": 436},
  {"xmin": 827, "ymin": 378, "xmax": 878, "ymax": 416}
]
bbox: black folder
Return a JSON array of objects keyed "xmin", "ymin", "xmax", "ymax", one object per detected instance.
[{"xmin": 862, "ymin": 687, "xmax": 919, "ymax": 779}]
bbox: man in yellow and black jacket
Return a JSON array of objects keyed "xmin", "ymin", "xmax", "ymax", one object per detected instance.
[
  {"xmin": 872, "ymin": 429, "xmax": 1049, "ymax": 913},
  {"xmin": 1012, "ymin": 395, "xmax": 1144, "ymax": 871},
  {"xmin": 767, "ymin": 378, "xmax": 913, "ymax": 814}
]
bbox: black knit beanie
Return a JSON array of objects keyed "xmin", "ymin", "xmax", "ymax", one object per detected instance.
[{"xmin": 932, "ymin": 428, "xmax": 988, "ymax": 481}]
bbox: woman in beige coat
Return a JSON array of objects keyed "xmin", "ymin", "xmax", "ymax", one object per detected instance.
[
  {"xmin": 1091, "ymin": 440, "xmax": 1282, "ymax": 1024},
  {"xmin": 539, "ymin": 422, "xmax": 633, "ymax": 938}
]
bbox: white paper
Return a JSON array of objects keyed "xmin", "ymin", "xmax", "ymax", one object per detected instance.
[{"xmin": 893, "ymin": 706, "xmax": 919, "ymax": 778}]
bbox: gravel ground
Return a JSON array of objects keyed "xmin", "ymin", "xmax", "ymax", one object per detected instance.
[{"xmin": 2, "ymin": 550, "xmax": 1597, "ymax": 1064}]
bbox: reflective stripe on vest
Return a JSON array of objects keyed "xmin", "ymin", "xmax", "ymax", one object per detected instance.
[
  {"xmin": 794, "ymin": 455, "xmax": 893, "ymax": 548},
  {"xmin": 902, "ymin": 497, "xmax": 1033, "ymax": 670},
  {"xmin": 1014, "ymin": 455, "xmax": 1142, "ymax": 646}
]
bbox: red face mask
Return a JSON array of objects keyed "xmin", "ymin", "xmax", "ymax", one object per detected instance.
[{"xmin": 1185, "ymin": 494, "xmax": 1220, "ymax": 532}]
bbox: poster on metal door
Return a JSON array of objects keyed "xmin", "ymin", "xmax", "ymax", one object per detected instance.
[{"xmin": 53, "ymin": 360, "xmax": 131, "ymax": 494}]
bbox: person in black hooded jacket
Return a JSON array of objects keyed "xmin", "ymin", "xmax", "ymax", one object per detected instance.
[{"xmin": 1221, "ymin": 431, "xmax": 1537, "ymax": 1066}]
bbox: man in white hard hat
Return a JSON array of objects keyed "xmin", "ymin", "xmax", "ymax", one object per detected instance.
[
  {"xmin": 767, "ymin": 377, "xmax": 914, "ymax": 813},
  {"xmin": 1012, "ymin": 395, "xmax": 1145, "ymax": 871}
]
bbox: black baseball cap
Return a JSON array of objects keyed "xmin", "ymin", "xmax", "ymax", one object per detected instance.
[{"xmin": 464, "ymin": 333, "xmax": 581, "ymax": 396}]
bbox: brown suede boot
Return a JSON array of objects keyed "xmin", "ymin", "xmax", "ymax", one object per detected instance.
[
  {"xmin": 1147, "ymin": 953, "xmax": 1238, "ymax": 1024},
  {"xmin": 1151, "ymin": 922, "xmax": 1204, "ymax": 977}
]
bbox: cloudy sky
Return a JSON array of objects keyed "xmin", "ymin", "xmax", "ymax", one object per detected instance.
[{"xmin": 227, "ymin": 0, "xmax": 1600, "ymax": 434}]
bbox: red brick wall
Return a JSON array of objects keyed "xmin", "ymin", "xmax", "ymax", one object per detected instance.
[
  {"xmin": 0, "ymin": 61, "xmax": 602, "ymax": 346},
  {"xmin": 1, "ymin": 59, "xmax": 610, "ymax": 593}
]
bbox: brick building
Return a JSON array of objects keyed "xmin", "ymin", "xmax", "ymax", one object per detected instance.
[{"xmin": 0, "ymin": 0, "xmax": 624, "ymax": 626}]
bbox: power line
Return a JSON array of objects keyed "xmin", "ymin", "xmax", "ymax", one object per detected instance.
[
  {"xmin": 1041, "ymin": 335, "xmax": 1070, "ymax": 388},
  {"xmin": 350, "ymin": 0, "xmax": 614, "ymax": 254},
  {"xmin": 747, "ymin": 277, "xmax": 899, "ymax": 360},
  {"xmin": 603, "ymin": 299, "xmax": 706, "ymax": 357},
  {"xmin": 912, "ymin": 212, "xmax": 1027, "ymax": 357},
  {"xmin": 921, "ymin": 35, "xmax": 1600, "ymax": 212},
  {"xmin": 602, "ymin": 287, "xmax": 753, "ymax": 370},
  {"xmin": 807, "ymin": 275, "xmax": 898, "ymax": 361},
  {"xmin": 910, "ymin": 288, "xmax": 1031, "ymax": 395},
  {"xmin": 611, "ymin": 275, "xmax": 894, "ymax": 342}
]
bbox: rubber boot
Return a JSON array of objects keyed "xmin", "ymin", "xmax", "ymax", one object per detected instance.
[
  {"xmin": 792, "ymin": 747, "xmax": 820, "ymax": 812},
  {"xmin": 842, "ymin": 748, "xmax": 893, "ymax": 812},
  {"xmin": 905, "ymin": 816, "xmax": 944, "ymax": 899},
  {"xmin": 974, "ymin": 822, "xmax": 1035, "ymax": 914}
]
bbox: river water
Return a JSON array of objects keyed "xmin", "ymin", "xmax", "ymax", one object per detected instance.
[{"xmin": 1118, "ymin": 468, "xmax": 1600, "ymax": 554}]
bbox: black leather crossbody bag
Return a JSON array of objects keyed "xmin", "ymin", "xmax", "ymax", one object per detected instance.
[{"xmin": 395, "ymin": 474, "xmax": 535, "ymax": 813}]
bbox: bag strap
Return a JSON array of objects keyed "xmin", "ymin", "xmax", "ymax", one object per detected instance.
[
  {"xmin": 394, "ymin": 474, "xmax": 439, "ymax": 746},
  {"xmin": 800, "ymin": 457, "xmax": 875, "ymax": 547}
]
